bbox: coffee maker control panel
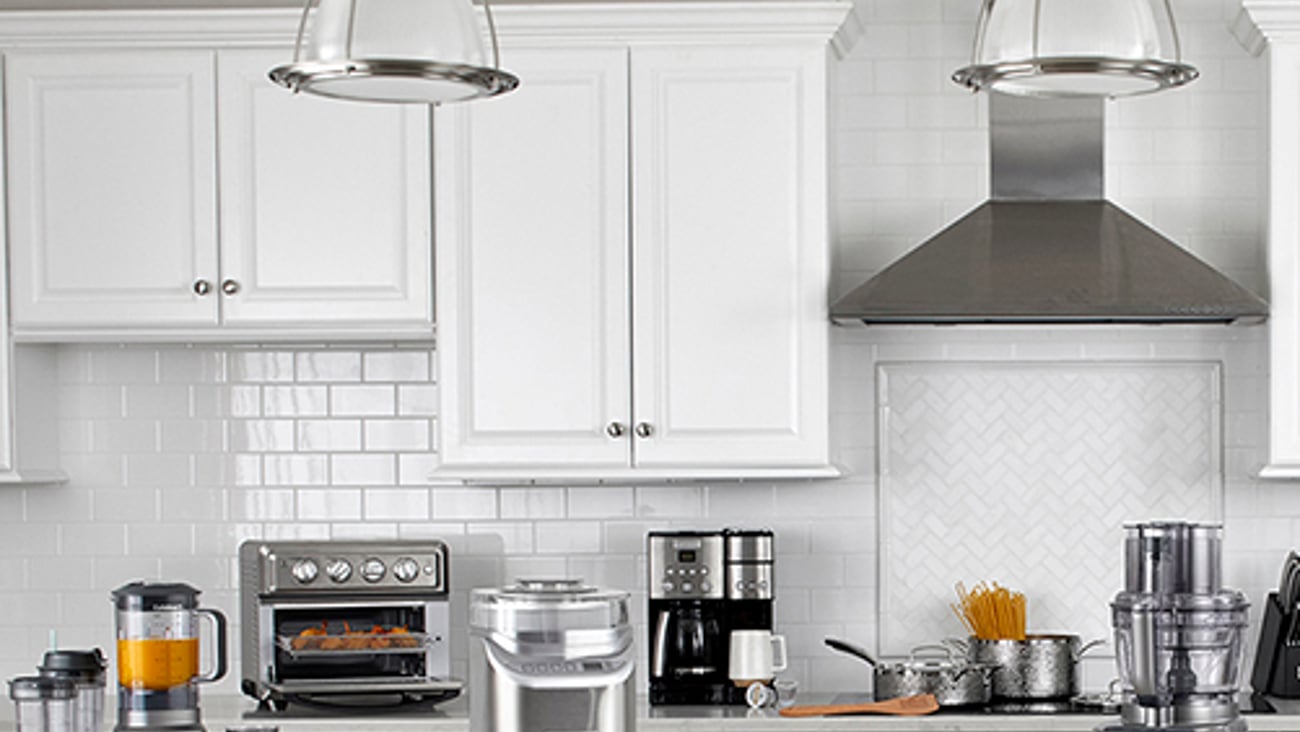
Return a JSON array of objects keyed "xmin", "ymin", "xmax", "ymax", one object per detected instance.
[{"xmin": 649, "ymin": 533, "xmax": 725, "ymax": 600}]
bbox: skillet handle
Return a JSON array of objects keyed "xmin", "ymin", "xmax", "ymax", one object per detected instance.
[{"xmin": 824, "ymin": 637, "xmax": 878, "ymax": 668}]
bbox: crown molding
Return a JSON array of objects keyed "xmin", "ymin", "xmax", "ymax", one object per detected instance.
[
  {"xmin": 1232, "ymin": 0, "xmax": 1300, "ymax": 56},
  {"xmin": 0, "ymin": 2, "xmax": 854, "ymax": 49}
]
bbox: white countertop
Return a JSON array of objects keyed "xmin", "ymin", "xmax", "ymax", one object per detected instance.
[{"xmin": 7, "ymin": 695, "xmax": 1300, "ymax": 732}]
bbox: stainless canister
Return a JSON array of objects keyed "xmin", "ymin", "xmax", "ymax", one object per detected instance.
[{"xmin": 965, "ymin": 635, "xmax": 1104, "ymax": 699}]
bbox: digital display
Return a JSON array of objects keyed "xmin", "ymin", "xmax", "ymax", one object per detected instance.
[{"xmin": 677, "ymin": 550, "xmax": 697, "ymax": 563}]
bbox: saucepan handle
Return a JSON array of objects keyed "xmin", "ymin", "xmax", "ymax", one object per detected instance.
[{"xmin": 1074, "ymin": 638, "xmax": 1106, "ymax": 662}]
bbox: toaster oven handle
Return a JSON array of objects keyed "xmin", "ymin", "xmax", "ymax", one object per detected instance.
[{"xmin": 652, "ymin": 610, "xmax": 671, "ymax": 679}]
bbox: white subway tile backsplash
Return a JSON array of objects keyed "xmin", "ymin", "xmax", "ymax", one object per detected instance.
[
  {"xmin": 160, "ymin": 348, "xmax": 226, "ymax": 384},
  {"xmin": 397, "ymin": 384, "xmax": 439, "ymax": 416},
  {"xmin": 296, "ymin": 488, "xmax": 362, "ymax": 521},
  {"xmin": 432, "ymin": 487, "xmax": 497, "ymax": 521},
  {"xmin": 263, "ymin": 455, "xmax": 328, "ymax": 485},
  {"xmin": 91, "ymin": 489, "xmax": 157, "ymax": 523},
  {"xmin": 90, "ymin": 348, "xmax": 157, "ymax": 384},
  {"xmin": 160, "ymin": 487, "xmax": 227, "ymax": 523},
  {"xmin": 26, "ymin": 486, "xmax": 92, "ymax": 523},
  {"xmin": 230, "ymin": 351, "xmax": 294, "ymax": 382},
  {"xmin": 634, "ymin": 486, "xmax": 703, "ymax": 518},
  {"xmin": 296, "ymin": 352, "xmax": 362, "ymax": 382},
  {"xmin": 567, "ymin": 486, "xmax": 634, "ymax": 518},
  {"xmin": 363, "ymin": 419, "xmax": 429, "ymax": 451},
  {"xmin": 124, "ymin": 454, "xmax": 192, "ymax": 487},
  {"xmin": 535, "ymin": 521, "xmax": 602, "ymax": 554},
  {"xmin": 263, "ymin": 385, "xmax": 329, "ymax": 417},
  {"xmin": 330, "ymin": 523, "xmax": 399, "ymax": 540},
  {"xmin": 364, "ymin": 350, "xmax": 431, "ymax": 382},
  {"xmin": 364, "ymin": 487, "xmax": 430, "ymax": 521},
  {"xmin": 126, "ymin": 524, "xmax": 193, "ymax": 557},
  {"xmin": 297, "ymin": 420, "xmax": 362, "ymax": 452},
  {"xmin": 330, "ymin": 384, "xmax": 396, "ymax": 416}
]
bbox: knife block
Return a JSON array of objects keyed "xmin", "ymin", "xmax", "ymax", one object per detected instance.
[{"xmin": 1251, "ymin": 592, "xmax": 1300, "ymax": 697}]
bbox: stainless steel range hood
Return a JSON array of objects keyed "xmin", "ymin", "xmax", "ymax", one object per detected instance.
[{"xmin": 830, "ymin": 95, "xmax": 1269, "ymax": 325}]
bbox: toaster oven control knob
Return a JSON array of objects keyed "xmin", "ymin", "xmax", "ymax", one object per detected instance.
[
  {"xmin": 326, "ymin": 559, "xmax": 353, "ymax": 583},
  {"xmin": 291, "ymin": 558, "xmax": 319, "ymax": 584},
  {"xmin": 360, "ymin": 558, "xmax": 386, "ymax": 583},
  {"xmin": 393, "ymin": 557, "xmax": 421, "ymax": 583}
]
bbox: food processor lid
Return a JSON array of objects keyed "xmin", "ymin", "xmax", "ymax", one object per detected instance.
[
  {"xmin": 38, "ymin": 649, "xmax": 106, "ymax": 682},
  {"xmin": 8, "ymin": 676, "xmax": 76, "ymax": 701},
  {"xmin": 111, "ymin": 580, "xmax": 201, "ymax": 611},
  {"xmin": 1112, "ymin": 588, "xmax": 1251, "ymax": 612},
  {"xmin": 470, "ymin": 578, "xmax": 631, "ymax": 637}
]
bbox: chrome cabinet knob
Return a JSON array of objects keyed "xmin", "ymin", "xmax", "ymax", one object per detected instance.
[
  {"xmin": 221, "ymin": 279, "xmax": 241, "ymax": 295},
  {"xmin": 635, "ymin": 422, "xmax": 654, "ymax": 438},
  {"xmin": 193, "ymin": 279, "xmax": 212, "ymax": 296},
  {"xmin": 606, "ymin": 422, "xmax": 627, "ymax": 438}
]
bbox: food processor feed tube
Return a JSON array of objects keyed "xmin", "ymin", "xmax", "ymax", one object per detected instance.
[{"xmin": 1103, "ymin": 522, "xmax": 1249, "ymax": 732}]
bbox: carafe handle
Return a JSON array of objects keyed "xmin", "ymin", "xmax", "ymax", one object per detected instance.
[
  {"xmin": 197, "ymin": 608, "xmax": 228, "ymax": 683},
  {"xmin": 771, "ymin": 634, "xmax": 788, "ymax": 674}
]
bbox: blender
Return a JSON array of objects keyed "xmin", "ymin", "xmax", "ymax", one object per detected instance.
[
  {"xmin": 1102, "ymin": 521, "xmax": 1250, "ymax": 732},
  {"xmin": 112, "ymin": 582, "xmax": 227, "ymax": 732}
]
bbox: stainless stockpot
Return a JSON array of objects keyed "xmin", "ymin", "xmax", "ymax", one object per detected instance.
[
  {"xmin": 825, "ymin": 638, "xmax": 994, "ymax": 708},
  {"xmin": 959, "ymin": 634, "xmax": 1104, "ymax": 699}
]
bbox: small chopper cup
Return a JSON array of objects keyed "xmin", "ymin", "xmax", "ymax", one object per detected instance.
[
  {"xmin": 38, "ymin": 649, "xmax": 106, "ymax": 732},
  {"xmin": 728, "ymin": 629, "xmax": 788, "ymax": 685}
]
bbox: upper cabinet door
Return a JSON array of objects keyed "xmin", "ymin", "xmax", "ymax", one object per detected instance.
[
  {"xmin": 630, "ymin": 45, "xmax": 830, "ymax": 469},
  {"xmin": 435, "ymin": 47, "xmax": 632, "ymax": 469},
  {"xmin": 7, "ymin": 50, "xmax": 220, "ymax": 328},
  {"xmin": 216, "ymin": 49, "xmax": 432, "ymax": 328}
]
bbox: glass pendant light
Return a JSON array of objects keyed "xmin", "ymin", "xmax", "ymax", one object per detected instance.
[
  {"xmin": 270, "ymin": 0, "xmax": 519, "ymax": 104},
  {"xmin": 952, "ymin": 0, "xmax": 1198, "ymax": 98}
]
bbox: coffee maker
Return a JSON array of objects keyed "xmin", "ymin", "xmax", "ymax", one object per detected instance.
[
  {"xmin": 647, "ymin": 529, "xmax": 774, "ymax": 705},
  {"xmin": 1103, "ymin": 521, "xmax": 1250, "ymax": 732}
]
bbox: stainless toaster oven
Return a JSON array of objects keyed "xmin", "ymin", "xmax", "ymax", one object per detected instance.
[{"xmin": 238, "ymin": 540, "xmax": 460, "ymax": 711}]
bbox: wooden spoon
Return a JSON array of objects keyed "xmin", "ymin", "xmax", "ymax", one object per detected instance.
[{"xmin": 778, "ymin": 693, "xmax": 940, "ymax": 718}]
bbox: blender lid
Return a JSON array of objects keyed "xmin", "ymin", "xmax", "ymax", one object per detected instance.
[
  {"xmin": 38, "ymin": 649, "xmax": 106, "ymax": 681},
  {"xmin": 111, "ymin": 580, "xmax": 201, "ymax": 611},
  {"xmin": 8, "ymin": 676, "xmax": 76, "ymax": 701}
]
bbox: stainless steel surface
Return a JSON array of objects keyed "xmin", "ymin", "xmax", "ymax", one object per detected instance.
[
  {"xmin": 651, "ymin": 611, "xmax": 671, "ymax": 679},
  {"xmin": 193, "ymin": 280, "xmax": 212, "ymax": 296},
  {"xmin": 648, "ymin": 534, "xmax": 725, "ymax": 601},
  {"xmin": 825, "ymin": 637, "xmax": 993, "ymax": 708},
  {"xmin": 830, "ymin": 96, "xmax": 1268, "ymax": 325},
  {"xmin": 966, "ymin": 635, "xmax": 1101, "ymax": 700},
  {"xmin": 221, "ymin": 279, "xmax": 240, "ymax": 295},
  {"xmin": 635, "ymin": 422, "xmax": 654, "ymax": 438},
  {"xmin": 724, "ymin": 533, "xmax": 774, "ymax": 563},
  {"xmin": 954, "ymin": 57, "xmax": 1198, "ymax": 97},
  {"xmin": 991, "ymin": 94, "xmax": 1101, "ymax": 201},
  {"xmin": 1124, "ymin": 522, "xmax": 1223, "ymax": 595},
  {"xmin": 606, "ymin": 422, "xmax": 626, "ymax": 438},
  {"xmin": 237, "ymin": 540, "xmax": 457, "ymax": 710},
  {"xmin": 724, "ymin": 563, "xmax": 773, "ymax": 601},
  {"xmin": 469, "ymin": 580, "xmax": 634, "ymax": 732}
]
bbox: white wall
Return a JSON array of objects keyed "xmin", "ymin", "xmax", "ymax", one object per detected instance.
[{"xmin": 0, "ymin": 0, "xmax": 1292, "ymax": 700}]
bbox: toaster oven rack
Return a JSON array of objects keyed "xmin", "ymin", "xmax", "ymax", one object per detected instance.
[{"xmin": 276, "ymin": 631, "xmax": 435, "ymax": 657}]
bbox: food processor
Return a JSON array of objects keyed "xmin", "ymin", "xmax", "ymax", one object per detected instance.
[
  {"xmin": 1102, "ymin": 521, "xmax": 1250, "ymax": 732},
  {"xmin": 112, "ymin": 582, "xmax": 227, "ymax": 732}
]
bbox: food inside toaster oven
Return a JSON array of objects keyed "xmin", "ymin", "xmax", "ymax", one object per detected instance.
[{"xmin": 282, "ymin": 622, "xmax": 425, "ymax": 652}]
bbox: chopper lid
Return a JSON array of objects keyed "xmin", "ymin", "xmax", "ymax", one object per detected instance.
[
  {"xmin": 8, "ymin": 676, "xmax": 76, "ymax": 701},
  {"xmin": 38, "ymin": 649, "xmax": 106, "ymax": 683},
  {"xmin": 111, "ymin": 581, "xmax": 201, "ymax": 611},
  {"xmin": 470, "ymin": 578, "xmax": 630, "ymax": 638}
]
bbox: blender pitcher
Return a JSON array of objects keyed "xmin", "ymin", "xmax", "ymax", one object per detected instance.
[{"xmin": 111, "ymin": 582, "xmax": 226, "ymax": 732}]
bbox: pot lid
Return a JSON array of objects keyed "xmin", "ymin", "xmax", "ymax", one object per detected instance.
[{"xmin": 38, "ymin": 649, "xmax": 106, "ymax": 683}]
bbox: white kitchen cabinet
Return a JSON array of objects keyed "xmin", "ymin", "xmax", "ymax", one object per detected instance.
[
  {"xmin": 1234, "ymin": 3, "xmax": 1300, "ymax": 479},
  {"xmin": 5, "ymin": 43, "xmax": 433, "ymax": 340},
  {"xmin": 434, "ymin": 3, "xmax": 850, "ymax": 481}
]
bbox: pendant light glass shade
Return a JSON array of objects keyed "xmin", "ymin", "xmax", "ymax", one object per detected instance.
[
  {"xmin": 270, "ymin": 0, "xmax": 519, "ymax": 104},
  {"xmin": 952, "ymin": 0, "xmax": 1198, "ymax": 98}
]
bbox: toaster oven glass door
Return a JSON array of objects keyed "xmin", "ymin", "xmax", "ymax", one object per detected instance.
[{"xmin": 270, "ymin": 602, "xmax": 434, "ymax": 684}]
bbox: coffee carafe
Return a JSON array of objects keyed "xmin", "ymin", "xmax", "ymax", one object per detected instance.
[
  {"xmin": 111, "ymin": 582, "xmax": 226, "ymax": 732},
  {"xmin": 1102, "ymin": 522, "xmax": 1249, "ymax": 732}
]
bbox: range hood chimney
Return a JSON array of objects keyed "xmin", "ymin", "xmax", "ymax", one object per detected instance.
[{"xmin": 830, "ymin": 95, "xmax": 1269, "ymax": 325}]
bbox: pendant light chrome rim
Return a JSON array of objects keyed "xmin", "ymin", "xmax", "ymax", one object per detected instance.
[
  {"xmin": 953, "ymin": 57, "xmax": 1199, "ymax": 98},
  {"xmin": 270, "ymin": 58, "xmax": 520, "ymax": 102}
]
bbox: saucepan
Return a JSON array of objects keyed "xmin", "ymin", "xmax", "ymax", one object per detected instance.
[
  {"xmin": 824, "ymin": 637, "xmax": 995, "ymax": 708},
  {"xmin": 949, "ymin": 634, "xmax": 1105, "ymax": 699}
]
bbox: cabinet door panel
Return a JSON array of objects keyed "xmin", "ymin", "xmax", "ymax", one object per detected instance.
[
  {"xmin": 631, "ymin": 46, "xmax": 829, "ymax": 468},
  {"xmin": 7, "ymin": 50, "xmax": 219, "ymax": 327},
  {"xmin": 436, "ymin": 47, "xmax": 631, "ymax": 468},
  {"xmin": 217, "ymin": 50, "xmax": 432, "ymax": 327}
]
